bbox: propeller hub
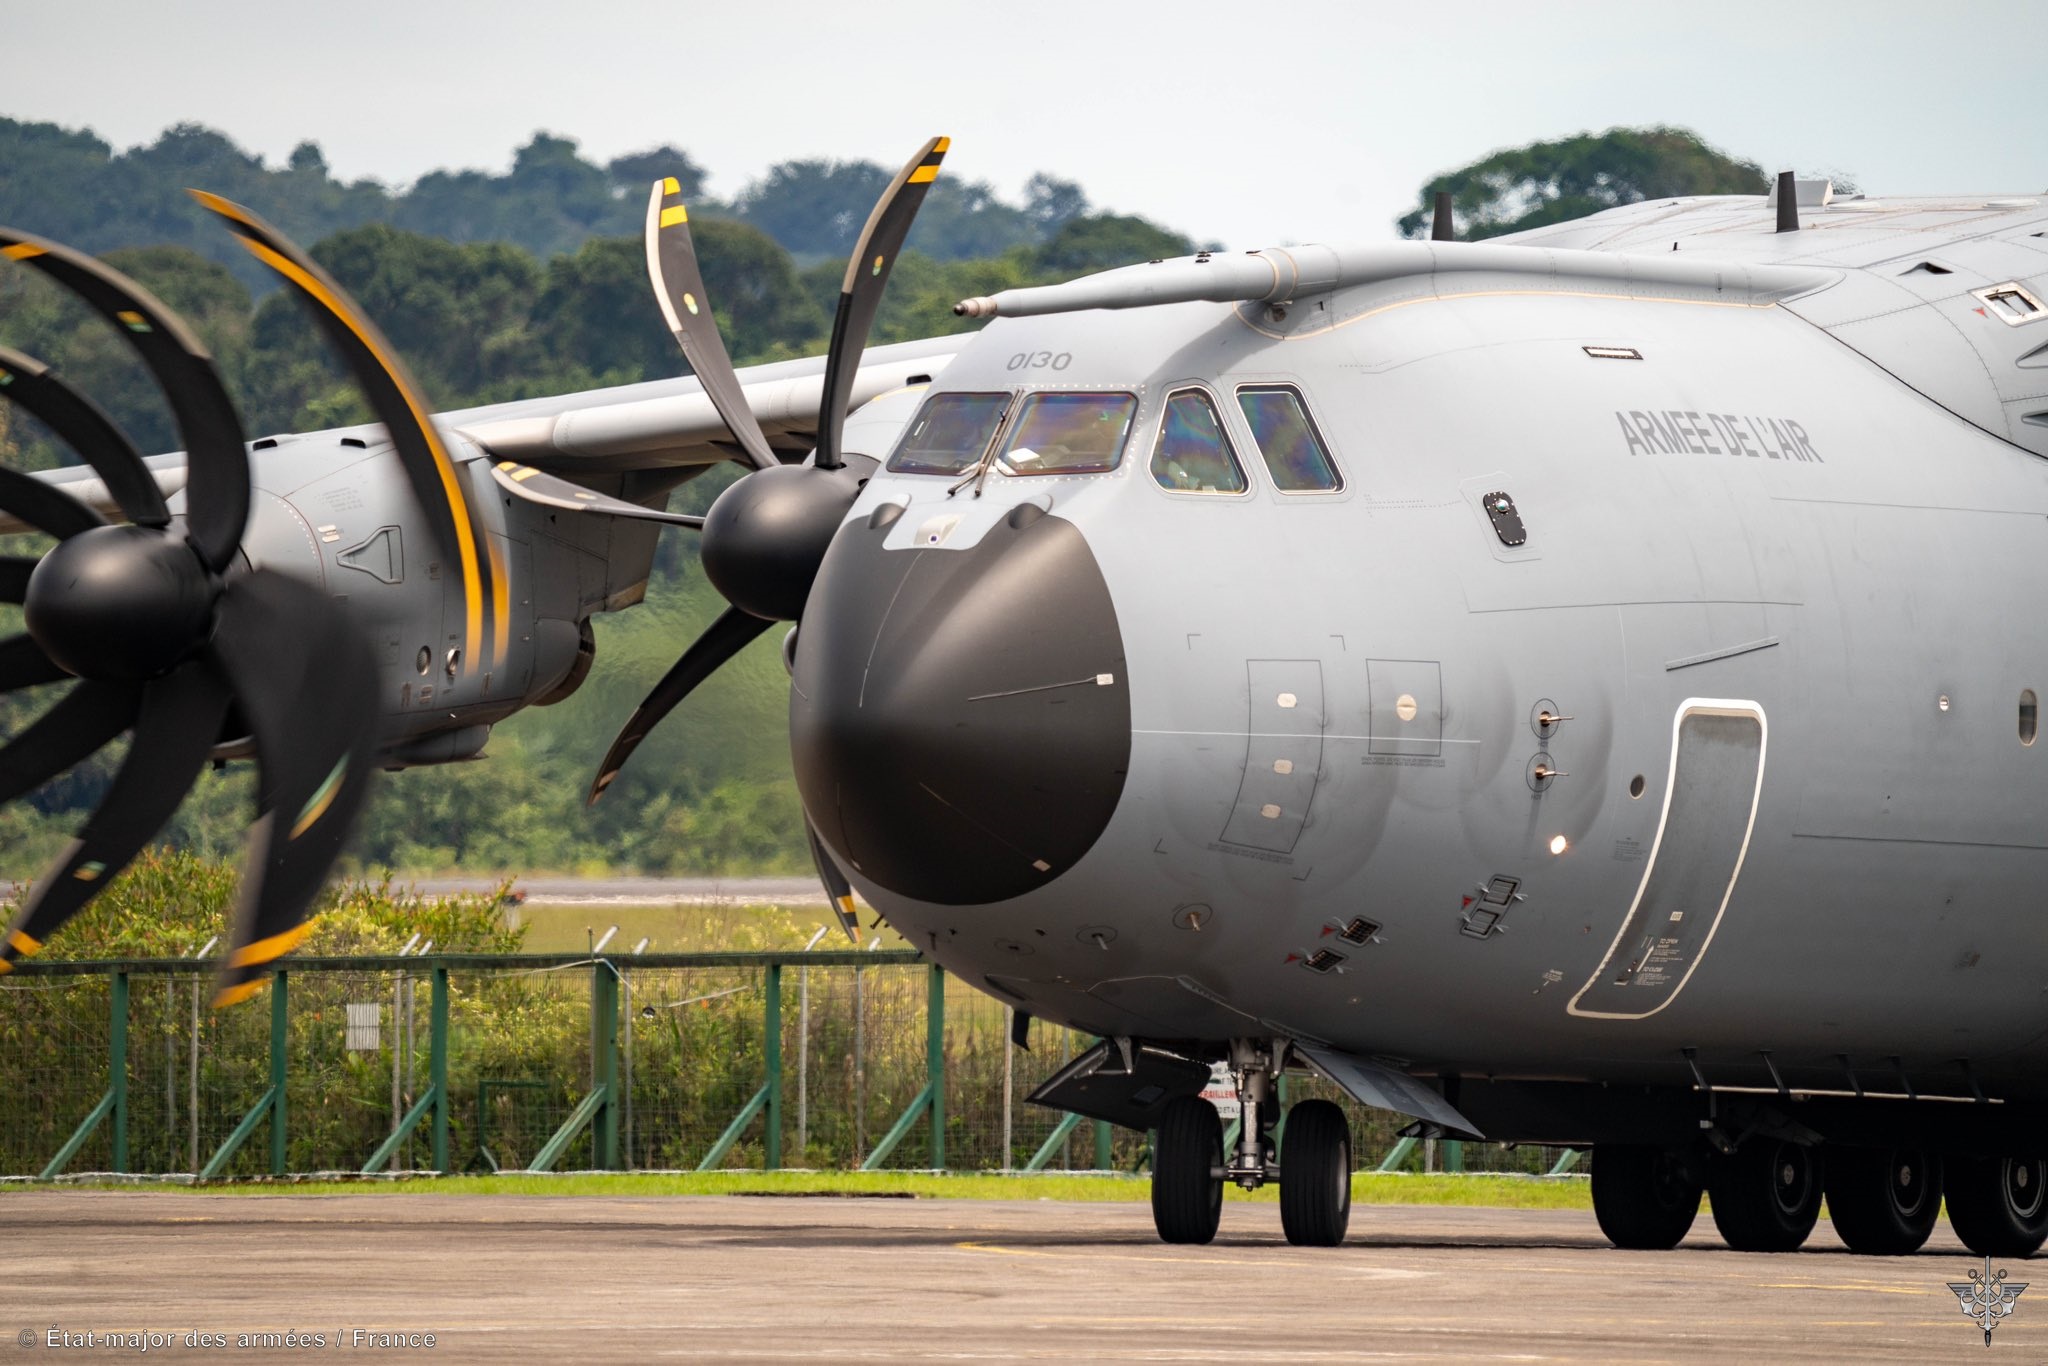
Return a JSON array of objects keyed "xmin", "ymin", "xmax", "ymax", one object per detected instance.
[
  {"xmin": 23, "ymin": 525, "xmax": 219, "ymax": 680},
  {"xmin": 700, "ymin": 463, "xmax": 869, "ymax": 622}
]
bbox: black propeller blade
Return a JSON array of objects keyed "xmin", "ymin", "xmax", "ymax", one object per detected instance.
[
  {"xmin": 209, "ymin": 573, "xmax": 378, "ymax": 1006},
  {"xmin": 588, "ymin": 605, "xmax": 771, "ymax": 804},
  {"xmin": 0, "ymin": 344, "xmax": 169, "ymax": 526},
  {"xmin": 0, "ymin": 666, "xmax": 221, "ymax": 968},
  {"xmin": 590, "ymin": 138, "xmax": 950, "ymax": 806},
  {"xmin": 0, "ymin": 633, "xmax": 67, "ymax": 693},
  {"xmin": 815, "ymin": 136, "xmax": 947, "ymax": 471},
  {"xmin": 0, "ymin": 680, "xmax": 136, "ymax": 807},
  {"xmin": 805, "ymin": 819, "xmax": 860, "ymax": 943},
  {"xmin": 0, "ymin": 464, "xmax": 105, "ymax": 541},
  {"xmin": 0, "ymin": 557, "xmax": 35, "ymax": 603},
  {"xmin": 0, "ymin": 231, "xmax": 248, "ymax": 573},
  {"xmin": 644, "ymin": 179, "xmax": 780, "ymax": 474},
  {"xmin": 190, "ymin": 191, "xmax": 506, "ymax": 677},
  {"xmin": 0, "ymin": 212, "xmax": 392, "ymax": 996}
]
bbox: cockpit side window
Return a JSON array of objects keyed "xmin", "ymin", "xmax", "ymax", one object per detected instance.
[
  {"xmin": 1237, "ymin": 385, "xmax": 1343, "ymax": 493},
  {"xmin": 1150, "ymin": 388, "xmax": 1247, "ymax": 494},
  {"xmin": 886, "ymin": 391, "xmax": 1011, "ymax": 475},
  {"xmin": 999, "ymin": 392, "xmax": 1136, "ymax": 475}
]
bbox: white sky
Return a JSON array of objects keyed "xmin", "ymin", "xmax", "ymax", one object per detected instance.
[{"xmin": 7, "ymin": 0, "xmax": 2045, "ymax": 249}]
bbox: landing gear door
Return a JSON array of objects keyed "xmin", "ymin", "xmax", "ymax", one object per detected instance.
[{"xmin": 1569, "ymin": 699, "xmax": 1767, "ymax": 1020}]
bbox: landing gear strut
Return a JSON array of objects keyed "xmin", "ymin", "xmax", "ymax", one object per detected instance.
[{"xmin": 1147, "ymin": 1040, "xmax": 1355, "ymax": 1246}]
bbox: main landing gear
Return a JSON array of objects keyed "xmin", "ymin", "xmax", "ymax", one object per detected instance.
[
  {"xmin": 1944, "ymin": 1154, "xmax": 2048, "ymax": 1259},
  {"xmin": 1150, "ymin": 1040, "xmax": 1353, "ymax": 1247},
  {"xmin": 1593, "ymin": 1139, "xmax": 2045, "ymax": 1257}
]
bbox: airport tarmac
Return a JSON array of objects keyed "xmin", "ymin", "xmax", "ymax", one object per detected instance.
[{"xmin": 0, "ymin": 1190, "xmax": 2021, "ymax": 1362}]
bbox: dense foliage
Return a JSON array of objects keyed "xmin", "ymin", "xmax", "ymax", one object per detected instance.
[
  {"xmin": 0, "ymin": 117, "xmax": 1116, "ymax": 294},
  {"xmin": 1395, "ymin": 125, "xmax": 1770, "ymax": 240}
]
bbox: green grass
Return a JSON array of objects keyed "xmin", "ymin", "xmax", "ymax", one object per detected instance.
[
  {"xmin": 506, "ymin": 901, "xmax": 909, "ymax": 954},
  {"xmin": 33, "ymin": 1169, "xmax": 1591, "ymax": 1209}
]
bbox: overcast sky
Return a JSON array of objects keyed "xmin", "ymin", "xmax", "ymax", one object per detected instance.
[{"xmin": 8, "ymin": 0, "xmax": 2045, "ymax": 249}]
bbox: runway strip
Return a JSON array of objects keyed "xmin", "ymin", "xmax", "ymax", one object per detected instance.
[{"xmin": 0, "ymin": 1192, "xmax": 2018, "ymax": 1361}]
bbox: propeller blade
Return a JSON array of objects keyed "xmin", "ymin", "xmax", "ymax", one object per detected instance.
[
  {"xmin": 0, "ymin": 556, "xmax": 34, "ymax": 604},
  {"xmin": 0, "ymin": 664, "xmax": 223, "ymax": 972},
  {"xmin": 205, "ymin": 569, "xmax": 378, "ymax": 1006},
  {"xmin": 0, "ymin": 633, "xmax": 69, "ymax": 693},
  {"xmin": 0, "ymin": 678, "xmax": 136, "ymax": 806},
  {"xmin": 0, "ymin": 465, "xmax": 104, "ymax": 541},
  {"xmin": 814, "ymin": 137, "xmax": 949, "ymax": 471},
  {"xmin": 0, "ymin": 345, "xmax": 168, "ymax": 526},
  {"xmin": 489, "ymin": 460, "xmax": 704, "ymax": 527},
  {"xmin": 805, "ymin": 818, "xmax": 860, "ymax": 943},
  {"xmin": 588, "ymin": 605, "xmax": 771, "ymax": 805},
  {"xmin": 643, "ymin": 178, "xmax": 781, "ymax": 474},
  {"xmin": 0, "ymin": 229, "xmax": 249, "ymax": 572},
  {"xmin": 192, "ymin": 191, "xmax": 501, "ymax": 675}
]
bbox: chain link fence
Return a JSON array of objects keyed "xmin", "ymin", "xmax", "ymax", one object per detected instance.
[{"xmin": 0, "ymin": 953, "xmax": 1571, "ymax": 1177}]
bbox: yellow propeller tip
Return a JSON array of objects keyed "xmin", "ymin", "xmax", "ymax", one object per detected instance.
[{"xmin": 211, "ymin": 980, "xmax": 266, "ymax": 1009}]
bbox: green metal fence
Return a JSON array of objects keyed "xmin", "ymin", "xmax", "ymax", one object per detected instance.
[{"xmin": 0, "ymin": 952, "xmax": 1575, "ymax": 1178}]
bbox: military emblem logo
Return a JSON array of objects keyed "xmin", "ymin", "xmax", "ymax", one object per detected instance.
[{"xmin": 1948, "ymin": 1256, "xmax": 2027, "ymax": 1347}]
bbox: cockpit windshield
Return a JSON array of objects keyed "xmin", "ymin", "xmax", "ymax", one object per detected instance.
[
  {"xmin": 887, "ymin": 392, "xmax": 1010, "ymax": 475},
  {"xmin": 999, "ymin": 392, "xmax": 1136, "ymax": 475}
]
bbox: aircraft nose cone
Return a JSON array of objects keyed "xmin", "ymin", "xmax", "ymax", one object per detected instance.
[{"xmin": 792, "ymin": 503, "xmax": 1130, "ymax": 906}]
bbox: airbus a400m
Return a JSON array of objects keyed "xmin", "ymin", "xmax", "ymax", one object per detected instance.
[{"xmin": 4, "ymin": 143, "xmax": 2048, "ymax": 1256}]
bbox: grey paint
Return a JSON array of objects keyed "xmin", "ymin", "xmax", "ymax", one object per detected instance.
[{"xmin": 798, "ymin": 190, "xmax": 2048, "ymax": 1131}]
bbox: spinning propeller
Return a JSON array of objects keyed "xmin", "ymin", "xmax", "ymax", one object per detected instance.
[
  {"xmin": 0, "ymin": 199, "xmax": 469, "ymax": 1003},
  {"xmin": 585, "ymin": 137, "xmax": 950, "ymax": 940}
]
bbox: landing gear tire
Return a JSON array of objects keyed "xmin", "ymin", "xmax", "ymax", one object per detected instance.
[
  {"xmin": 1944, "ymin": 1154, "xmax": 2048, "ymax": 1259},
  {"xmin": 1152, "ymin": 1095, "xmax": 1224, "ymax": 1245},
  {"xmin": 1590, "ymin": 1145, "xmax": 1702, "ymax": 1250},
  {"xmin": 1279, "ymin": 1099, "xmax": 1352, "ymax": 1247},
  {"xmin": 1822, "ymin": 1146, "xmax": 1942, "ymax": 1255},
  {"xmin": 1709, "ymin": 1139, "xmax": 1822, "ymax": 1252}
]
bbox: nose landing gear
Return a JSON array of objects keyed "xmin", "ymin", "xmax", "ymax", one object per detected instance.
[{"xmin": 1148, "ymin": 1040, "xmax": 1355, "ymax": 1246}]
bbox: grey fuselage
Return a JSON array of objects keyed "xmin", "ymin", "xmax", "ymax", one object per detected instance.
[{"xmin": 809, "ymin": 191, "xmax": 2048, "ymax": 1118}]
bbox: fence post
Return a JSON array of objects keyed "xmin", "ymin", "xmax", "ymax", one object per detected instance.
[
  {"xmin": 110, "ymin": 970, "xmax": 129, "ymax": 1173},
  {"xmin": 430, "ymin": 965, "xmax": 449, "ymax": 1174},
  {"xmin": 926, "ymin": 964, "xmax": 944, "ymax": 1171},
  {"xmin": 764, "ymin": 963, "xmax": 782, "ymax": 1170},
  {"xmin": 592, "ymin": 961, "xmax": 619, "ymax": 1170},
  {"xmin": 268, "ymin": 971, "xmax": 288, "ymax": 1176}
]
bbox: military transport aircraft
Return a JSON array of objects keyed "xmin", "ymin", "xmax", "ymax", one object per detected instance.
[{"xmin": 3, "ymin": 139, "xmax": 2048, "ymax": 1258}]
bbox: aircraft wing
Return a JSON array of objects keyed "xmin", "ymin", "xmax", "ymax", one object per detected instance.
[
  {"xmin": 0, "ymin": 335, "xmax": 968, "ymax": 534},
  {"xmin": 447, "ymin": 334, "xmax": 966, "ymax": 473}
]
